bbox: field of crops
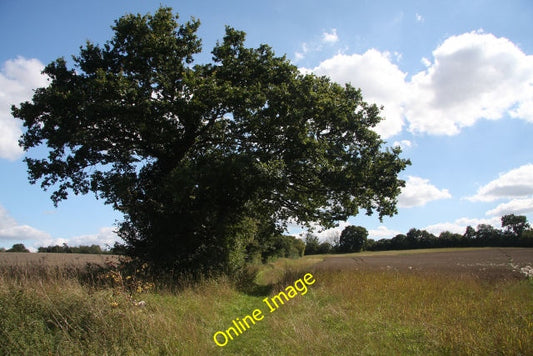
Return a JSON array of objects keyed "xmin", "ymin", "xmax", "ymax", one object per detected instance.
[{"xmin": 0, "ymin": 252, "xmax": 118, "ymax": 266}]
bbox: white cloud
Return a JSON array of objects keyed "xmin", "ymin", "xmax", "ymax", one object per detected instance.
[
  {"xmin": 415, "ymin": 13, "xmax": 424, "ymax": 23},
  {"xmin": 0, "ymin": 203, "xmax": 120, "ymax": 250},
  {"xmin": 368, "ymin": 225, "xmax": 402, "ymax": 239},
  {"xmin": 392, "ymin": 139, "xmax": 413, "ymax": 150},
  {"xmin": 322, "ymin": 29, "xmax": 339, "ymax": 44},
  {"xmin": 304, "ymin": 50, "xmax": 408, "ymax": 138},
  {"xmin": 467, "ymin": 164, "xmax": 533, "ymax": 202},
  {"xmin": 0, "ymin": 57, "xmax": 48, "ymax": 160},
  {"xmin": 302, "ymin": 31, "xmax": 533, "ymax": 138},
  {"xmin": 0, "ymin": 204, "xmax": 52, "ymax": 242},
  {"xmin": 424, "ymin": 222, "xmax": 466, "ymax": 235},
  {"xmin": 27, "ymin": 227, "xmax": 120, "ymax": 253},
  {"xmin": 0, "ymin": 225, "xmax": 51, "ymax": 242},
  {"xmin": 486, "ymin": 197, "xmax": 533, "ymax": 216},
  {"xmin": 424, "ymin": 216, "xmax": 501, "ymax": 235},
  {"xmin": 406, "ymin": 31, "xmax": 533, "ymax": 135},
  {"xmin": 31, "ymin": 227, "xmax": 121, "ymax": 251},
  {"xmin": 0, "ymin": 205, "xmax": 17, "ymax": 228},
  {"xmin": 315, "ymin": 221, "xmax": 350, "ymax": 241},
  {"xmin": 291, "ymin": 221, "xmax": 350, "ymax": 242},
  {"xmin": 398, "ymin": 176, "xmax": 451, "ymax": 208},
  {"xmin": 67, "ymin": 226, "xmax": 121, "ymax": 248}
]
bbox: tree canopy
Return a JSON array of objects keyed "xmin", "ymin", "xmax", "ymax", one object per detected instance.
[
  {"xmin": 339, "ymin": 225, "xmax": 368, "ymax": 253},
  {"xmin": 7, "ymin": 244, "xmax": 30, "ymax": 253},
  {"xmin": 13, "ymin": 7, "xmax": 409, "ymax": 275},
  {"xmin": 502, "ymin": 214, "xmax": 530, "ymax": 238}
]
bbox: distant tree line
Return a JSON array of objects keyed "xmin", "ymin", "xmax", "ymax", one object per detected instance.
[
  {"xmin": 36, "ymin": 243, "xmax": 113, "ymax": 254},
  {"xmin": 0, "ymin": 243, "xmax": 121, "ymax": 254},
  {"xmin": 304, "ymin": 214, "xmax": 533, "ymax": 255},
  {"xmin": 2, "ymin": 235, "xmax": 305, "ymax": 260},
  {"xmin": 0, "ymin": 244, "xmax": 30, "ymax": 253}
]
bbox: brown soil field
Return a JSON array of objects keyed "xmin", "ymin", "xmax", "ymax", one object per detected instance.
[
  {"xmin": 0, "ymin": 252, "xmax": 120, "ymax": 266},
  {"xmin": 312, "ymin": 247, "xmax": 533, "ymax": 280}
]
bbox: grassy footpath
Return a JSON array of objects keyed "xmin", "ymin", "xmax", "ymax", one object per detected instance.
[{"xmin": 0, "ymin": 251, "xmax": 532, "ymax": 355}]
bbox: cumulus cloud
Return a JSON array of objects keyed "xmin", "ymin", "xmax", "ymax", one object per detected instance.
[
  {"xmin": 424, "ymin": 216, "xmax": 502, "ymax": 236},
  {"xmin": 314, "ymin": 221, "xmax": 350, "ymax": 240},
  {"xmin": 0, "ymin": 204, "xmax": 51, "ymax": 242},
  {"xmin": 304, "ymin": 50, "xmax": 408, "ymax": 138},
  {"xmin": 0, "ymin": 203, "xmax": 120, "ymax": 250},
  {"xmin": 368, "ymin": 225, "xmax": 402, "ymax": 239},
  {"xmin": 467, "ymin": 164, "xmax": 533, "ymax": 202},
  {"xmin": 398, "ymin": 176, "xmax": 451, "ymax": 208},
  {"xmin": 66, "ymin": 226, "xmax": 121, "ymax": 248},
  {"xmin": 26, "ymin": 226, "xmax": 121, "ymax": 252},
  {"xmin": 303, "ymin": 31, "xmax": 533, "ymax": 138},
  {"xmin": 406, "ymin": 31, "xmax": 533, "ymax": 135},
  {"xmin": 0, "ymin": 57, "xmax": 48, "ymax": 160},
  {"xmin": 464, "ymin": 163, "xmax": 533, "ymax": 218},
  {"xmin": 486, "ymin": 198, "xmax": 533, "ymax": 216}
]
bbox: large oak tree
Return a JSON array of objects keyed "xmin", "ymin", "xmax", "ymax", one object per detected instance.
[{"xmin": 13, "ymin": 7, "xmax": 409, "ymax": 274}]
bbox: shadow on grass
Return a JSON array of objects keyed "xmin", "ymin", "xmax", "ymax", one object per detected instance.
[
  {"xmin": 233, "ymin": 266, "xmax": 275, "ymax": 296},
  {"xmin": 234, "ymin": 265, "xmax": 311, "ymax": 297}
]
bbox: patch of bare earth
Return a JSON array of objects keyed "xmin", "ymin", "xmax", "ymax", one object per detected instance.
[{"xmin": 312, "ymin": 248, "xmax": 533, "ymax": 281}]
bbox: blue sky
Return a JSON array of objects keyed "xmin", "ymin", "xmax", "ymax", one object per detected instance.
[{"xmin": 1, "ymin": 0, "xmax": 533, "ymax": 250}]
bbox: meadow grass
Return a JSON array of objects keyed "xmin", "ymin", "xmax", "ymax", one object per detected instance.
[{"xmin": 0, "ymin": 250, "xmax": 531, "ymax": 355}]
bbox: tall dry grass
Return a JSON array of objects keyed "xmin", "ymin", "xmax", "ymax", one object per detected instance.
[{"xmin": 0, "ymin": 253, "xmax": 531, "ymax": 355}]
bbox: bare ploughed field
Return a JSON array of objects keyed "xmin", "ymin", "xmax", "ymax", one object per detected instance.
[{"xmin": 312, "ymin": 248, "xmax": 533, "ymax": 280}]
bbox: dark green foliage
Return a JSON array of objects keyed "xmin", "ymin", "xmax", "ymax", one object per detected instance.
[
  {"xmin": 438, "ymin": 231, "xmax": 463, "ymax": 247},
  {"xmin": 339, "ymin": 225, "xmax": 368, "ymax": 253},
  {"xmin": 290, "ymin": 236, "xmax": 306, "ymax": 258},
  {"xmin": 303, "ymin": 233, "xmax": 334, "ymax": 255},
  {"xmin": 522, "ymin": 229, "xmax": 533, "ymax": 246},
  {"xmin": 110, "ymin": 242, "xmax": 128, "ymax": 255},
  {"xmin": 13, "ymin": 7, "xmax": 409, "ymax": 275},
  {"xmin": 365, "ymin": 238, "xmax": 376, "ymax": 251},
  {"xmin": 304, "ymin": 233, "xmax": 321, "ymax": 255},
  {"xmin": 37, "ymin": 244, "xmax": 107, "ymax": 254},
  {"xmin": 317, "ymin": 242, "xmax": 333, "ymax": 254},
  {"xmin": 6, "ymin": 244, "xmax": 29, "ymax": 253},
  {"xmin": 502, "ymin": 214, "xmax": 530, "ymax": 238},
  {"xmin": 463, "ymin": 226, "xmax": 476, "ymax": 241}
]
